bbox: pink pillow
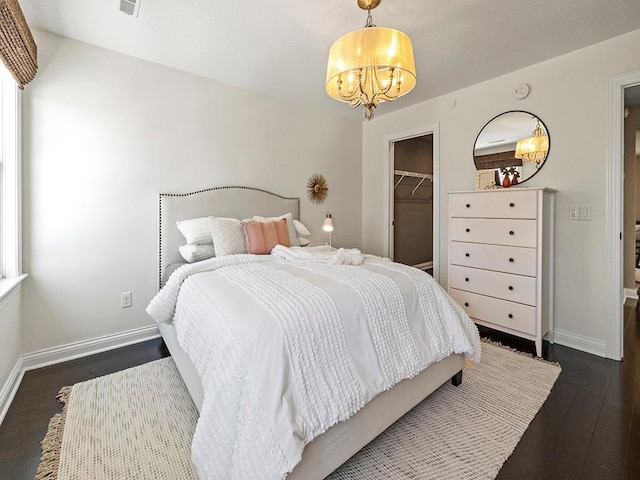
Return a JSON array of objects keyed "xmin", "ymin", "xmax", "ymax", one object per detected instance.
[{"xmin": 243, "ymin": 219, "xmax": 291, "ymax": 254}]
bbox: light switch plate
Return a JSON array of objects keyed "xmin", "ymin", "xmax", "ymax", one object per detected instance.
[
  {"xmin": 580, "ymin": 205, "xmax": 592, "ymax": 221},
  {"xmin": 569, "ymin": 205, "xmax": 579, "ymax": 220}
]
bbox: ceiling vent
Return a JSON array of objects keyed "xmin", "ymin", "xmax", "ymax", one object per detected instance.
[{"xmin": 118, "ymin": 0, "xmax": 141, "ymax": 17}]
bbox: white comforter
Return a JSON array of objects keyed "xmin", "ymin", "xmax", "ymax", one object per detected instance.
[{"xmin": 146, "ymin": 247, "xmax": 480, "ymax": 480}]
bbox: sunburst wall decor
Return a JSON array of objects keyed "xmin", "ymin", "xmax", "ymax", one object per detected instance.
[{"xmin": 306, "ymin": 173, "xmax": 329, "ymax": 204}]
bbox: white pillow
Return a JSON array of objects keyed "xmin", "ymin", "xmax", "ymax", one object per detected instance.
[
  {"xmin": 293, "ymin": 219, "xmax": 311, "ymax": 237},
  {"xmin": 209, "ymin": 217, "xmax": 247, "ymax": 256},
  {"xmin": 179, "ymin": 244, "xmax": 215, "ymax": 263},
  {"xmin": 176, "ymin": 217, "xmax": 213, "ymax": 245},
  {"xmin": 252, "ymin": 213, "xmax": 300, "ymax": 247},
  {"xmin": 298, "ymin": 237, "xmax": 311, "ymax": 247}
]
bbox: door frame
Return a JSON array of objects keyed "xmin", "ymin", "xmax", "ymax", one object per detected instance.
[
  {"xmin": 382, "ymin": 123, "xmax": 440, "ymax": 282},
  {"xmin": 607, "ymin": 70, "xmax": 640, "ymax": 360}
]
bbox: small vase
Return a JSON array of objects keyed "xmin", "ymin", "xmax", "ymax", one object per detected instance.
[
  {"xmin": 511, "ymin": 173, "xmax": 519, "ymax": 186},
  {"xmin": 502, "ymin": 174, "xmax": 511, "ymax": 188}
]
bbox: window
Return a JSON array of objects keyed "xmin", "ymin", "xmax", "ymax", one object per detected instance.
[{"xmin": 0, "ymin": 64, "xmax": 22, "ymax": 281}]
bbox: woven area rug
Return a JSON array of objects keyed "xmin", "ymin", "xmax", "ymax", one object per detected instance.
[{"xmin": 37, "ymin": 341, "xmax": 560, "ymax": 480}]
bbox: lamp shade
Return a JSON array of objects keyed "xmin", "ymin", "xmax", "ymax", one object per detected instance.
[
  {"xmin": 322, "ymin": 213, "xmax": 334, "ymax": 232},
  {"xmin": 326, "ymin": 27, "xmax": 416, "ymax": 117}
]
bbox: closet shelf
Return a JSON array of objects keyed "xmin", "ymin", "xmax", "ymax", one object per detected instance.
[{"xmin": 394, "ymin": 170, "xmax": 433, "ymax": 194}]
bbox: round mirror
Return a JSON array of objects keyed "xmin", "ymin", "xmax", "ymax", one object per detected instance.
[{"xmin": 473, "ymin": 111, "xmax": 550, "ymax": 187}]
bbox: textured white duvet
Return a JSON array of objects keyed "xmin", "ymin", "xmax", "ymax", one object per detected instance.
[{"xmin": 146, "ymin": 247, "xmax": 480, "ymax": 480}]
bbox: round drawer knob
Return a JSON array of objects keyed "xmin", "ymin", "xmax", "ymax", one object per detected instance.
[
  {"xmin": 509, "ymin": 230, "xmax": 515, "ymax": 235},
  {"xmin": 509, "ymin": 202, "xmax": 515, "ymax": 207},
  {"xmin": 466, "ymin": 203, "xmax": 471, "ymax": 208},
  {"xmin": 508, "ymin": 313, "xmax": 513, "ymax": 319},
  {"xmin": 465, "ymin": 253, "xmax": 470, "ymax": 257},
  {"xmin": 508, "ymin": 286, "xmax": 514, "ymax": 291},
  {"xmin": 464, "ymin": 302, "xmax": 469, "ymax": 307},
  {"xmin": 465, "ymin": 277, "xmax": 469, "ymax": 282},
  {"xmin": 465, "ymin": 228, "xmax": 470, "ymax": 233},
  {"xmin": 509, "ymin": 258, "xmax": 514, "ymax": 262}
]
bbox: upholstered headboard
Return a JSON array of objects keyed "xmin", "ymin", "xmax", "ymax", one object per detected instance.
[{"xmin": 158, "ymin": 186, "xmax": 300, "ymax": 290}]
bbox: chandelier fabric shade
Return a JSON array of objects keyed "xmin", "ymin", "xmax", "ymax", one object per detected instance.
[
  {"xmin": 515, "ymin": 120, "xmax": 549, "ymax": 166},
  {"xmin": 326, "ymin": 3, "xmax": 416, "ymax": 121}
]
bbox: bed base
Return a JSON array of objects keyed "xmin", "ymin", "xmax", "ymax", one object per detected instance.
[{"xmin": 159, "ymin": 322, "xmax": 463, "ymax": 479}]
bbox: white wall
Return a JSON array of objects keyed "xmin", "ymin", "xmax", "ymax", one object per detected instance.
[
  {"xmin": 363, "ymin": 28, "xmax": 640, "ymax": 351},
  {"xmin": 21, "ymin": 30, "xmax": 362, "ymax": 353},
  {"xmin": 18, "ymin": 26, "xmax": 640, "ymax": 358}
]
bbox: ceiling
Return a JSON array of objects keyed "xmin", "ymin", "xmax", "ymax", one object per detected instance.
[{"xmin": 20, "ymin": 0, "xmax": 640, "ymax": 121}]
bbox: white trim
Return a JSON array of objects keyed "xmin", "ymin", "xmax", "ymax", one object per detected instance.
[
  {"xmin": 0, "ymin": 274, "xmax": 25, "ymax": 308},
  {"xmin": 548, "ymin": 192, "xmax": 556, "ymax": 344},
  {"xmin": 0, "ymin": 324, "xmax": 162, "ymax": 426},
  {"xmin": 383, "ymin": 124, "xmax": 441, "ymax": 282},
  {"xmin": 607, "ymin": 70, "xmax": 640, "ymax": 361},
  {"xmin": 624, "ymin": 287, "xmax": 638, "ymax": 301},
  {"xmin": 0, "ymin": 356, "xmax": 24, "ymax": 426},
  {"xmin": 386, "ymin": 139, "xmax": 395, "ymax": 260},
  {"xmin": 22, "ymin": 324, "xmax": 161, "ymax": 371},
  {"xmin": 1, "ymin": 73, "xmax": 21, "ymax": 278},
  {"xmin": 553, "ymin": 329, "xmax": 607, "ymax": 358}
]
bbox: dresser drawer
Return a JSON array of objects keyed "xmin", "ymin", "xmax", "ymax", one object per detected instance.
[
  {"xmin": 450, "ymin": 218, "xmax": 537, "ymax": 248},
  {"xmin": 449, "ymin": 241, "xmax": 537, "ymax": 276},
  {"xmin": 450, "ymin": 190, "xmax": 538, "ymax": 219},
  {"xmin": 449, "ymin": 265, "xmax": 536, "ymax": 305},
  {"xmin": 449, "ymin": 289, "xmax": 536, "ymax": 335}
]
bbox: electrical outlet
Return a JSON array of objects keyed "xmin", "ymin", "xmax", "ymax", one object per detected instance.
[{"xmin": 121, "ymin": 291, "xmax": 132, "ymax": 308}]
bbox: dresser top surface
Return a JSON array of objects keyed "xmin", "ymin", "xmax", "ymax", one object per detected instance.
[{"xmin": 449, "ymin": 187, "xmax": 557, "ymax": 195}]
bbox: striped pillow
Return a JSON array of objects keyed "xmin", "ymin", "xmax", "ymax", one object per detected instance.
[{"xmin": 243, "ymin": 219, "xmax": 290, "ymax": 255}]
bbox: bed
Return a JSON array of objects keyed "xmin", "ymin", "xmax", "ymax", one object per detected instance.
[{"xmin": 146, "ymin": 186, "xmax": 480, "ymax": 479}]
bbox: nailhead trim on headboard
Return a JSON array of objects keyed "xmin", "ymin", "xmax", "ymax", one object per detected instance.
[{"xmin": 157, "ymin": 186, "xmax": 300, "ymax": 290}]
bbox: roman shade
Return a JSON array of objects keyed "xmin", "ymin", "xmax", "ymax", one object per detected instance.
[{"xmin": 0, "ymin": 0, "xmax": 37, "ymax": 89}]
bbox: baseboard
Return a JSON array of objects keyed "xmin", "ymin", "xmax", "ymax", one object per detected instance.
[
  {"xmin": 553, "ymin": 329, "xmax": 607, "ymax": 358},
  {"xmin": 22, "ymin": 324, "xmax": 161, "ymax": 371},
  {"xmin": 0, "ymin": 324, "xmax": 162, "ymax": 426},
  {"xmin": 0, "ymin": 356, "xmax": 24, "ymax": 426},
  {"xmin": 624, "ymin": 287, "xmax": 638, "ymax": 301}
]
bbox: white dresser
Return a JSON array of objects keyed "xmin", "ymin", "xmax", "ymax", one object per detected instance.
[{"xmin": 447, "ymin": 187, "xmax": 555, "ymax": 357}]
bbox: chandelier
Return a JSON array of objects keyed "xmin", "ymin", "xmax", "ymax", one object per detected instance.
[
  {"xmin": 514, "ymin": 118, "xmax": 549, "ymax": 167},
  {"xmin": 325, "ymin": 0, "xmax": 416, "ymax": 121}
]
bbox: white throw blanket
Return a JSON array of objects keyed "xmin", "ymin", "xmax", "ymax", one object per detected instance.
[
  {"xmin": 146, "ymin": 254, "xmax": 480, "ymax": 480},
  {"xmin": 271, "ymin": 244, "xmax": 367, "ymax": 265}
]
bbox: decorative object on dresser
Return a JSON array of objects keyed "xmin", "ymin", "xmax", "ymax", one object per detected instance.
[{"xmin": 447, "ymin": 187, "xmax": 556, "ymax": 357}]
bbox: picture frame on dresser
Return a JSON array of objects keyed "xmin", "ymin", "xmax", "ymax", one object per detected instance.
[{"xmin": 447, "ymin": 187, "xmax": 556, "ymax": 357}]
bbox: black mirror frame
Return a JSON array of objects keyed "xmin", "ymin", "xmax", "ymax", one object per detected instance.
[{"xmin": 473, "ymin": 110, "xmax": 550, "ymax": 186}]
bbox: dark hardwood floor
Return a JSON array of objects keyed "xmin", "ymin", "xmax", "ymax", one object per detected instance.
[
  {"xmin": 0, "ymin": 338, "xmax": 169, "ymax": 479},
  {"xmin": 493, "ymin": 301, "xmax": 640, "ymax": 480},
  {"xmin": 1, "ymin": 307, "xmax": 639, "ymax": 479}
]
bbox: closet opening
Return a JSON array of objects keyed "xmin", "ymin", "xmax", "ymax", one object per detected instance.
[{"xmin": 391, "ymin": 134, "xmax": 434, "ymax": 275}]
